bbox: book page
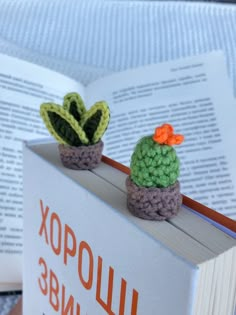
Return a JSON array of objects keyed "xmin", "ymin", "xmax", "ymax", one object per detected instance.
[
  {"xmin": 86, "ymin": 52, "xmax": 236, "ymax": 220},
  {"xmin": 0, "ymin": 54, "xmax": 84, "ymax": 282}
]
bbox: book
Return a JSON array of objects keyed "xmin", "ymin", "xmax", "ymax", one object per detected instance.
[
  {"xmin": 1, "ymin": 50, "xmax": 236, "ymax": 293},
  {"xmin": 23, "ymin": 140, "xmax": 236, "ymax": 315}
]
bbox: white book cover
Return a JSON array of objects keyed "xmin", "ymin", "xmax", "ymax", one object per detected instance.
[
  {"xmin": 23, "ymin": 141, "xmax": 236, "ymax": 315},
  {"xmin": 23, "ymin": 142, "xmax": 198, "ymax": 315}
]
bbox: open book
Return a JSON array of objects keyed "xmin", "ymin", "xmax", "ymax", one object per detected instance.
[{"xmin": 0, "ymin": 51, "xmax": 236, "ymax": 293}]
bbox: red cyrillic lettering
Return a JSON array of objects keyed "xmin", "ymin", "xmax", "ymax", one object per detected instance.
[
  {"xmin": 96, "ymin": 256, "xmax": 115, "ymax": 315},
  {"xmin": 64, "ymin": 224, "xmax": 76, "ymax": 265},
  {"xmin": 39, "ymin": 200, "xmax": 49, "ymax": 244},
  {"xmin": 38, "ymin": 257, "xmax": 48, "ymax": 295},
  {"xmin": 50, "ymin": 269, "xmax": 60, "ymax": 311},
  {"xmin": 62, "ymin": 284, "xmax": 74, "ymax": 315},
  {"xmin": 119, "ymin": 279, "xmax": 139, "ymax": 315},
  {"xmin": 76, "ymin": 303, "xmax": 81, "ymax": 315},
  {"xmin": 50, "ymin": 212, "xmax": 62, "ymax": 255},
  {"xmin": 119, "ymin": 278, "xmax": 127, "ymax": 315},
  {"xmin": 78, "ymin": 241, "xmax": 94, "ymax": 290},
  {"xmin": 131, "ymin": 289, "xmax": 139, "ymax": 315}
]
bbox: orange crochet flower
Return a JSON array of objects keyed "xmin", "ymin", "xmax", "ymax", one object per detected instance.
[{"xmin": 153, "ymin": 123, "xmax": 184, "ymax": 146}]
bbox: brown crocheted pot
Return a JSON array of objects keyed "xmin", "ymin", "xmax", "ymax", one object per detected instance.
[
  {"xmin": 58, "ymin": 141, "xmax": 104, "ymax": 170},
  {"xmin": 126, "ymin": 176, "xmax": 182, "ymax": 221}
]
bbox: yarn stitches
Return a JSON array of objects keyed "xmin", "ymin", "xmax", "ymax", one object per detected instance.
[
  {"xmin": 40, "ymin": 92, "xmax": 110, "ymax": 147},
  {"xmin": 130, "ymin": 124, "xmax": 184, "ymax": 188}
]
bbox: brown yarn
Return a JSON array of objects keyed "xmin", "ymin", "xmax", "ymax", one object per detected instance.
[
  {"xmin": 126, "ymin": 176, "xmax": 182, "ymax": 221},
  {"xmin": 58, "ymin": 141, "xmax": 103, "ymax": 170}
]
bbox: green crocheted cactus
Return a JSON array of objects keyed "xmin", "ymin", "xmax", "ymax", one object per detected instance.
[
  {"xmin": 40, "ymin": 93, "xmax": 110, "ymax": 146},
  {"xmin": 130, "ymin": 124, "xmax": 184, "ymax": 188}
]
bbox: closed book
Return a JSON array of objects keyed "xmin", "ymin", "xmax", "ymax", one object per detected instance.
[{"xmin": 23, "ymin": 140, "xmax": 236, "ymax": 315}]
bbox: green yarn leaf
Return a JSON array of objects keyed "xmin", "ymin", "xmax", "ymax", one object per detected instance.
[
  {"xmin": 81, "ymin": 101, "xmax": 110, "ymax": 144},
  {"xmin": 40, "ymin": 103, "xmax": 89, "ymax": 146},
  {"xmin": 40, "ymin": 94, "xmax": 110, "ymax": 146},
  {"xmin": 63, "ymin": 92, "xmax": 86, "ymax": 123},
  {"xmin": 130, "ymin": 136, "xmax": 180, "ymax": 188}
]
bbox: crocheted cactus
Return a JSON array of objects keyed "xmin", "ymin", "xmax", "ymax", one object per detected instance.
[
  {"xmin": 40, "ymin": 92, "xmax": 110, "ymax": 146},
  {"xmin": 130, "ymin": 124, "xmax": 184, "ymax": 188}
]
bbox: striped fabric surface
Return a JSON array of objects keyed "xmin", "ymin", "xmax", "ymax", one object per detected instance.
[
  {"xmin": 0, "ymin": 0, "xmax": 235, "ymax": 92},
  {"xmin": 0, "ymin": 1, "xmax": 236, "ymax": 314}
]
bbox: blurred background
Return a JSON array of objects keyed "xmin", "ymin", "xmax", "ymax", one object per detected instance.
[{"xmin": 0, "ymin": 0, "xmax": 235, "ymax": 314}]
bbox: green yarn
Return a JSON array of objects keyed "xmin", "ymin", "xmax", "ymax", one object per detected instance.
[
  {"xmin": 83, "ymin": 110, "xmax": 102, "ymax": 142},
  {"xmin": 40, "ymin": 93, "xmax": 110, "ymax": 147},
  {"xmin": 48, "ymin": 111, "xmax": 84, "ymax": 146},
  {"xmin": 81, "ymin": 101, "xmax": 110, "ymax": 144},
  {"xmin": 130, "ymin": 136, "xmax": 180, "ymax": 188},
  {"xmin": 63, "ymin": 92, "xmax": 86, "ymax": 122},
  {"xmin": 40, "ymin": 103, "xmax": 89, "ymax": 146}
]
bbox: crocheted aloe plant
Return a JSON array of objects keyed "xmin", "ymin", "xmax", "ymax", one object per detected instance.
[
  {"xmin": 40, "ymin": 92, "xmax": 110, "ymax": 146},
  {"xmin": 130, "ymin": 124, "xmax": 184, "ymax": 188}
]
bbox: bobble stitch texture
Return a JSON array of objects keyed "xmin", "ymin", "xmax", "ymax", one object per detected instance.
[{"xmin": 130, "ymin": 136, "xmax": 179, "ymax": 188}]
